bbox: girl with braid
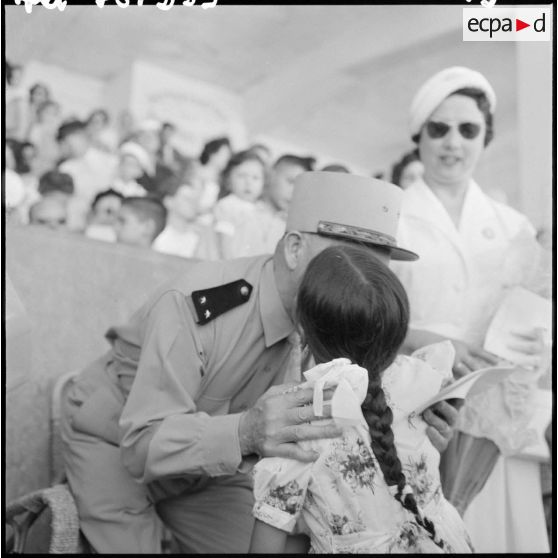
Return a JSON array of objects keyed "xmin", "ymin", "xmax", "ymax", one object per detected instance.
[{"xmin": 249, "ymin": 245, "xmax": 473, "ymax": 554}]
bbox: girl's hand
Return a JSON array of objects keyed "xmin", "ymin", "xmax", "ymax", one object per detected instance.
[{"xmin": 423, "ymin": 401, "xmax": 459, "ymax": 453}]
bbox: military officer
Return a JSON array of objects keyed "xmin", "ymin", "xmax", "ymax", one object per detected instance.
[{"xmin": 61, "ymin": 171, "xmax": 458, "ymax": 553}]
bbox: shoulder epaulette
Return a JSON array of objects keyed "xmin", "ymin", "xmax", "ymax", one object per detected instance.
[{"xmin": 191, "ymin": 279, "xmax": 253, "ymax": 325}]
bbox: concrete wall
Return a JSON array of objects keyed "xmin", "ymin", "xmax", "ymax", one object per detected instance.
[{"xmin": 5, "ymin": 225, "xmax": 197, "ymax": 502}]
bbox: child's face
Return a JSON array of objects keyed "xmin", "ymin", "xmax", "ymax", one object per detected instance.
[
  {"xmin": 115, "ymin": 207, "xmax": 151, "ymax": 247},
  {"xmin": 399, "ymin": 160, "xmax": 424, "ymax": 190},
  {"xmin": 268, "ymin": 162, "xmax": 305, "ymax": 212},
  {"xmin": 62, "ymin": 131, "xmax": 89, "ymax": 159},
  {"xmin": 210, "ymin": 144, "xmax": 232, "ymax": 171},
  {"xmin": 39, "ymin": 104, "xmax": 60, "ymax": 125},
  {"xmin": 30, "ymin": 197, "xmax": 67, "ymax": 230},
  {"xmin": 119, "ymin": 154, "xmax": 144, "ymax": 182},
  {"xmin": 92, "ymin": 195, "xmax": 122, "ymax": 226},
  {"xmin": 136, "ymin": 130, "xmax": 160, "ymax": 156},
  {"xmin": 228, "ymin": 160, "xmax": 265, "ymax": 203},
  {"xmin": 167, "ymin": 184, "xmax": 200, "ymax": 222}
]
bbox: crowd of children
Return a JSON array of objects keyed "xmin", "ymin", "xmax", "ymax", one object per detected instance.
[{"xmin": 5, "ymin": 61, "xmax": 358, "ymax": 261}]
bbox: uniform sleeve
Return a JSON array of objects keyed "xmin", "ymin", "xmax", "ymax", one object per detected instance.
[
  {"xmin": 119, "ymin": 290, "xmax": 243, "ymax": 483},
  {"xmin": 252, "ymin": 457, "xmax": 313, "ymax": 533}
]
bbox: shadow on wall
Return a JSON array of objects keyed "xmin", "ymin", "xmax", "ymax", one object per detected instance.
[{"xmin": 5, "ymin": 225, "xmax": 197, "ymax": 502}]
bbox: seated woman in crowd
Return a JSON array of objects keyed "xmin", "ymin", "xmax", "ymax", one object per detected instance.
[
  {"xmin": 153, "ymin": 159, "xmax": 219, "ymax": 260},
  {"xmin": 197, "ymin": 136, "xmax": 232, "ymax": 221}
]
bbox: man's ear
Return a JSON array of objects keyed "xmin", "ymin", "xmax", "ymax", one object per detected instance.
[{"xmin": 282, "ymin": 231, "xmax": 305, "ymax": 271}]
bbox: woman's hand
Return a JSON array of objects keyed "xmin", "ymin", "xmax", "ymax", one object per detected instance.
[
  {"xmin": 450, "ymin": 339, "xmax": 499, "ymax": 377},
  {"xmin": 238, "ymin": 383, "xmax": 343, "ymax": 462},
  {"xmin": 507, "ymin": 327, "xmax": 550, "ymax": 369}
]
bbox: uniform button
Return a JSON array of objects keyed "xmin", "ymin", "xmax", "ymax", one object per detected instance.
[{"xmin": 240, "ymin": 286, "xmax": 249, "ymax": 297}]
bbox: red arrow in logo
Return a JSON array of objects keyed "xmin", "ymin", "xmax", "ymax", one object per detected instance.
[{"xmin": 516, "ymin": 18, "xmax": 530, "ymax": 31}]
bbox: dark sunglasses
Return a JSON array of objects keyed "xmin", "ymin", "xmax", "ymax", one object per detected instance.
[{"xmin": 425, "ymin": 121, "xmax": 482, "ymax": 140}]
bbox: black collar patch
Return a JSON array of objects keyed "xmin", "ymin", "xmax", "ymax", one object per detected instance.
[{"xmin": 191, "ymin": 279, "xmax": 253, "ymax": 325}]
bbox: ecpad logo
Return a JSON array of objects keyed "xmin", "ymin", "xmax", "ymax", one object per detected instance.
[{"xmin": 463, "ymin": 7, "xmax": 551, "ymax": 41}]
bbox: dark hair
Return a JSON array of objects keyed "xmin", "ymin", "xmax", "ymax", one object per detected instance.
[
  {"xmin": 38, "ymin": 171, "xmax": 74, "ymax": 196},
  {"xmin": 273, "ymin": 154, "xmax": 315, "ymax": 172},
  {"xmin": 56, "ymin": 120, "xmax": 87, "ymax": 143},
  {"xmin": 412, "ymin": 87, "xmax": 494, "ymax": 147},
  {"xmin": 199, "ymin": 136, "xmax": 231, "ymax": 165},
  {"xmin": 321, "ymin": 163, "xmax": 351, "ymax": 173},
  {"xmin": 29, "ymin": 82, "xmax": 50, "ymax": 103},
  {"xmin": 219, "ymin": 149, "xmax": 266, "ymax": 198},
  {"xmin": 390, "ymin": 149, "xmax": 420, "ymax": 188},
  {"xmin": 121, "ymin": 196, "xmax": 167, "ymax": 240},
  {"xmin": 91, "ymin": 188, "xmax": 124, "ymax": 210},
  {"xmin": 297, "ymin": 245, "xmax": 445, "ymax": 550}
]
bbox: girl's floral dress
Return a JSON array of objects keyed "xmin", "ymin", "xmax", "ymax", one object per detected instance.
[{"xmin": 252, "ymin": 342, "xmax": 473, "ymax": 553}]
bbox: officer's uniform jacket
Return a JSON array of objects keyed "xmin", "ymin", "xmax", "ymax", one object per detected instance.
[{"xmin": 69, "ymin": 255, "xmax": 296, "ymax": 484}]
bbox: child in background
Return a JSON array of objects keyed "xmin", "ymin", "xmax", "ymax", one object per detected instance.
[
  {"xmin": 28, "ymin": 196, "xmax": 68, "ymax": 230},
  {"xmin": 84, "ymin": 189, "xmax": 124, "ymax": 243},
  {"xmin": 57, "ymin": 119, "xmax": 118, "ymax": 231},
  {"xmin": 390, "ymin": 149, "xmax": 424, "ymax": 190},
  {"xmin": 153, "ymin": 159, "xmax": 219, "ymax": 260},
  {"xmin": 260, "ymin": 154, "xmax": 315, "ymax": 221},
  {"xmin": 111, "ymin": 142, "xmax": 152, "ymax": 197},
  {"xmin": 27, "ymin": 100, "xmax": 61, "ymax": 176},
  {"xmin": 37, "ymin": 170, "xmax": 75, "ymax": 202},
  {"xmin": 114, "ymin": 196, "xmax": 167, "ymax": 249},
  {"xmin": 250, "ymin": 245, "xmax": 472, "ymax": 554},
  {"xmin": 213, "ymin": 150, "xmax": 275, "ymax": 259}
]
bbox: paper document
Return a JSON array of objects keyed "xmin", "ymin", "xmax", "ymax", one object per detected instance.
[
  {"xmin": 414, "ymin": 366, "xmax": 518, "ymax": 415},
  {"xmin": 484, "ymin": 287, "xmax": 552, "ymax": 365}
]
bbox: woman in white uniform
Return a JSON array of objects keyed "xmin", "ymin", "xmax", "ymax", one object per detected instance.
[{"xmin": 391, "ymin": 66, "xmax": 549, "ymax": 553}]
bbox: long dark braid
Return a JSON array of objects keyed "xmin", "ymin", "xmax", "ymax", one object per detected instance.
[
  {"xmin": 297, "ymin": 244, "xmax": 445, "ymax": 549},
  {"xmin": 361, "ymin": 359, "xmax": 445, "ymax": 550}
]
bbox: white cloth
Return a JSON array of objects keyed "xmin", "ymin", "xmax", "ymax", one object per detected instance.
[
  {"xmin": 409, "ymin": 66, "xmax": 497, "ymax": 137},
  {"xmin": 464, "ymin": 457, "xmax": 549, "ymax": 553},
  {"xmin": 153, "ymin": 224, "xmax": 219, "ymax": 260},
  {"xmin": 253, "ymin": 343, "xmax": 472, "ymax": 553},
  {"xmin": 391, "ymin": 178, "xmax": 536, "ymax": 346},
  {"xmin": 85, "ymin": 224, "xmax": 117, "ymax": 243},
  {"xmin": 391, "ymin": 178, "xmax": 545, "ymax": 553}
]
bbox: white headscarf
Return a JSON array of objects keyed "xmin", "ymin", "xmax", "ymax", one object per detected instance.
[{"xmin": 409, "ymin": 66, "xmax": 497, "ymax": 138}]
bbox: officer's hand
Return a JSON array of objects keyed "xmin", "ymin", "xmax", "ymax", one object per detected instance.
[
  {"xmin": 238, "ymin": 383, "xmax": 343, "ymax": 462},
  {"xmin": 422, "ymin": 400, "xmax": 459, "ymax": 453}
]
